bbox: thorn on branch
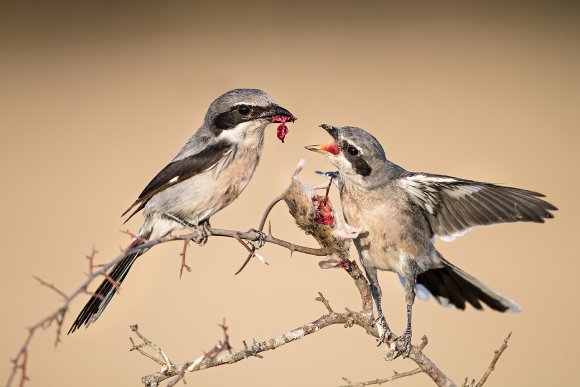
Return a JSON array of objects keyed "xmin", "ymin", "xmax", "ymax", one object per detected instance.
[
  {"xmin": 234, "ymin": 233, "xmax": 268, "ymax": 266},
  {"xmin": 85, "ymin": 246, "xmax": 100, "ymax": 274},
  {"xmin": 130, "ymin": 324, "xmax": 175, "ymax": 373},
  {"xmin": 121, "ymin": 229, "xmax": 148, "ymax": 246},
  {"xmin": 315, "ymin": 292, "xmax": 334, "ymax": 313},
  {"xmin": 417, "ymin": 335, "xmax": 429, "ymax": 352},
  {"xmin": 198, "ymin": 319, "xmax": 232, "ymax": 362},
  {"xmin": 33, "ymin": 276, "xmax": 67, "ymax": 300},
  {"xmin": 179, "ymin": 241, "xmax": 191, "ymax": 279},
  {"xmin": 167, "ymin": 362, "xmax": 191, "ymax": 387},
  {"xmin": 474, "ymin": 332, "xmax": 512, "ymax": 387}
]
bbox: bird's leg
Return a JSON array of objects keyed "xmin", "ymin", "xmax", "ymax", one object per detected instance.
[
  {"xmin": 368, "ymin": 279, "xmax": 393, "ymax": 345},
  {"xmin": 393, "ymin": 271, "xmax": 417, "ymax": 359},
  {"xmin": 362, "ymin": 264, "xmax": 393, "ymax": 345},
  {"xmin": 163, "ymin": 213, "xmax": 209, "ymax": 246}
]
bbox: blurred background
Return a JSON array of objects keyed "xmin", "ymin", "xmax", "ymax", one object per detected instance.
[{"xmin": 1, "ymin": 1, "xmax": 578, "ymax": 386}]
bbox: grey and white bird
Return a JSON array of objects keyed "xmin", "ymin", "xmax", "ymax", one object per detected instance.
[
  {"xmin": 306, "ymin": 124, "xmax": 556, "ymax": 356},
  {"xmin": 68, "ymin": 88, "xmax": 295, "ymax": 333}
]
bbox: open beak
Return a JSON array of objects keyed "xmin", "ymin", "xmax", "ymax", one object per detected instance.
[{"xmin": 305, "ymin": 124, "xmax": 340, "ymax": 155}]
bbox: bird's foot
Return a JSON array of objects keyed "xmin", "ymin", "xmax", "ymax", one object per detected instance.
[
  {"xmin": 386, "ymin": 331, "xmax": 412, "ymax": 360},
  {"xmin": 375, "ymin": 316, "xmax": 394, "ymax": 346},
  {"xmin": 192, "ymin": 223, "xmax": 210, "ymax": 246},
  {"xmin": 248, "ymin": 228, "xmax": 267, "ymax": 249}
]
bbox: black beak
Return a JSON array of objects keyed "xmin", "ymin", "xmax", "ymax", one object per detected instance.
[
  {"xmin": 270, "ymin": 104, "xmax": 295, "ymax": 121},
  {"xmin": 320, "ymin": 124, "xmax": 338, "ymax": 140}
]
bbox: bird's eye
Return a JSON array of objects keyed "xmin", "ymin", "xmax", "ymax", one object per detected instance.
[
  {"xmin": 347, "ymin": 146, "xmax": 359, "ymax": 156},
  {"xmin": 237, "ymin": 105, "xmax": 251, "ymax": 115}
]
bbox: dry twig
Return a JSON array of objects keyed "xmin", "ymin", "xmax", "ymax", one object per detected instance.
[
  {"xmin": 6, "ymin": 225, "xmax": 328, "ymax": 387},
  {"xmin": 135, "ymin": 260, "xmax": 457, "ymax": 387},
  {"xmin": 8, "ymin": 189, "xmax": 513, "ymax": 387},
  {"xmin": 340, "ymin": 368, "xmax": 422, "ymax": 386},
  {"xmin": 469, "ymin": 332, "xmax": 512, "ymax": 387},
  {"xmin": 178, "ymin": 241, "xmax": 191, "ymax": 279}
]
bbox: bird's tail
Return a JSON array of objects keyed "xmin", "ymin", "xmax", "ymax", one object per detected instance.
[
  {"xmin": 416, "ymin": 255, "xmax": 521, "ymax": 313},
  {"xmin": 68, "ymin": 240, "xmax": 145, "ymax": 334}
]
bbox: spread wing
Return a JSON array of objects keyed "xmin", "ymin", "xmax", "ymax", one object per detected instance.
[
  {"xmin": 122, "ymin": 140, "xmax": 233, "ymax": 222},
  {"xmin": 398, "ymin": 173, "xmax": 557, "ymax": 241}
]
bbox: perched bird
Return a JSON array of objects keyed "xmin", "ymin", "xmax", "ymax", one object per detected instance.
[
  {"xmin": 306, "ymin": 124, "xmax": 556, "ymax": 356},
  {"xmin": 68, "ymin": 89, "xmax": 295, "ymax": 333}
]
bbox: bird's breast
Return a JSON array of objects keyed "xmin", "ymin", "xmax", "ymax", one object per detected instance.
[
  {"xmin": 213, "ymin": 145, "xmax": 262, "ymax": 205},
  {"xmin": 340, "ymin": 183, "xmax": 431, "ymax": 271}
]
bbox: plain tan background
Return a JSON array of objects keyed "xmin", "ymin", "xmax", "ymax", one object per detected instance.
[{"xmin": 1, "ymin": 1, "xmax": 579, "ymax": 386}]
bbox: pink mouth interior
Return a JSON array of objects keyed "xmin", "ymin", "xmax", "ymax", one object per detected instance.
[
  {"xmin": 271, "ymin": 115, "xmax": 297, "ymax": 143},
  {"xmin": 323, "ymin": 140, "xmax": 340, "ymax": 155}
]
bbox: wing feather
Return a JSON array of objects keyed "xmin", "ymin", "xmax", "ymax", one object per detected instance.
[
  {"xmin": 399, "ymin": 173, "xmax": 557, "ymax": 241},
  {"xmin": 122, "ymin": 141, "xmax": 233, "ymax": 222}
]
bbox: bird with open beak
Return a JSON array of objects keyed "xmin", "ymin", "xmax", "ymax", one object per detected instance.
[{"xmin": 306, "ymin": 124, "xmax": 556, "ymax": 357}]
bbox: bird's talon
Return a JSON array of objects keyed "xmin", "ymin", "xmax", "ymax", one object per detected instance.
[
  {"xmin": 374, "ymin": 316, "xmax": 392, "ymax": 346},
  {"xmin": 394, "ymin": 332, "xmax": 412, "ymax": 358},
  {"xmin": 192, "ymin": 224, "xmax": 209, "ymax": 245},
  {"xmin": 249, "ymin": 228, "xmax": 267, "ymax": 249}
]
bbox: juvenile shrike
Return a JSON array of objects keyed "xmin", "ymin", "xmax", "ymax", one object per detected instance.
[
  {"xmin": 69, "ymin": 89, "xmax": 295, "ymax": 333},
  {"xmin": 307, "ymin": 124, "xmax": 556, "ymax": 355}
]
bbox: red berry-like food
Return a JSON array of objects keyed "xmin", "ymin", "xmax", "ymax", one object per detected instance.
[{"xmin": 271, "ymin": 115, "xmax": 297, "ymax": 143}]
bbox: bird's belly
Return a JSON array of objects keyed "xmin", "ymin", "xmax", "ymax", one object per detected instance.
[
  {"xmin": 347, "ymin": 202, "xmax": 431, "ymax": 272},
  {"xmin": 145, "ymin": 150, "xmax": 260, "ymax": 224}
]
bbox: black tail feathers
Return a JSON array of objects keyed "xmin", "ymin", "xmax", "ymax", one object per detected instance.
[
  {"xmin": 417, "ymin": 258, "xmax": 520, "ymax": 313},
  {"xmin": 68, "ymin": 251, "xmax": 141, "ymax": 334}
]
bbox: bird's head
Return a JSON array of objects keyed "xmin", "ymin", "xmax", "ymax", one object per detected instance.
[
  {"xmin": 306, "ymin": 124, "xmax": 388, "ymax": 183},
  {"xmin": 205, "ymin": 89, "xmax": 296, "ymax": 143}
]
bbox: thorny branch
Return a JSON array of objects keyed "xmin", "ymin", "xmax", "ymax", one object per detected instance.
[
  {"xmin": 235, "ymin": 194, "xmax": 284, "ymax": 275},
  {"xmin": 131, "ymin": 320, "xmax": 233, "ymax": 387},
  {"xmin": 8, "ymin": 186, "xmax": 512, "ymax": 387},
  {"xmin": 133, "ymin": 258, "xmax": 513, "ymax": 387},
  {"xmin": 462, "ymin": 332, "xmax": 512, "ymax": 387},
  {"xmin": 135, "ymin": 260, "xmax": 460, "ymax": 387},
  {"xmin": 340, "ymin": 368, "xmax": 422, "ymax": 386},
  {"xmin": 6, "ymin": 227, "xmax": 327, "ymax": 387}
]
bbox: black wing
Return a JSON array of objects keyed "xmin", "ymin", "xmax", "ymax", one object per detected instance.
[
  {"xmin": 398, "ymin": 173, "xmax": 557, "ymax": 241},
  {"xmin": 122, "ymin": 141, "xmax": 233, "ymax": 221}
]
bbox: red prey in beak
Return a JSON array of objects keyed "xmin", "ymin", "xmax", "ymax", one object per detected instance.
[{"xmin": 271, "ymin": 115, "xmax": 297, "ymax": 143}]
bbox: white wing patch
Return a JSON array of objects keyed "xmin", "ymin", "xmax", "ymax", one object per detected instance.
[
  {"xmin": 399, "ymin": 174, "xmax": 484, "ymax": 216},
  {"xmin": 445, "ymin": 184, "xmax": 483, "ymax": 199},
  {"xmin": 438, "ymin": 227, "xmax": 472, "ymax": 242},
  {"xmin": 398, "ymin": 174, "xmax": 453, "ymax": 215}
]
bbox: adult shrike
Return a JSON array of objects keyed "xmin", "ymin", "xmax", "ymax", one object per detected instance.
[
  {"xmin": 69, "ymin": 89, "xmax": 295, "ymax": 333},
  {"xmin": 307, "ymin": 124, "xmax": 556, "ymax": 356}
]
